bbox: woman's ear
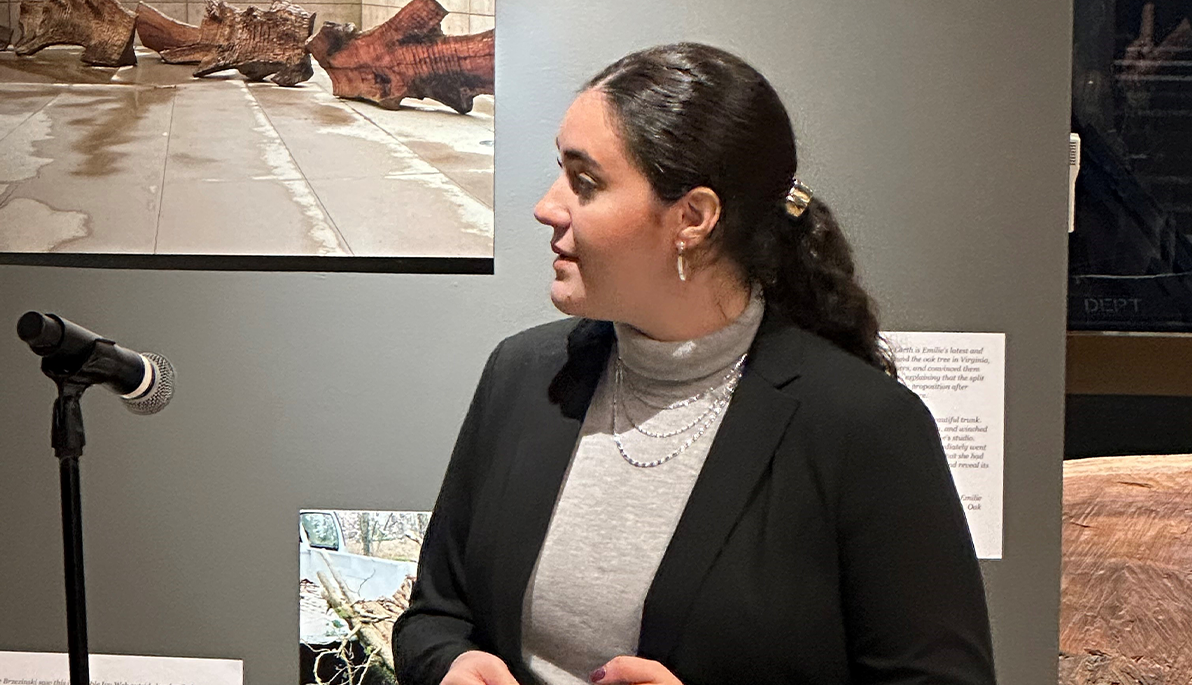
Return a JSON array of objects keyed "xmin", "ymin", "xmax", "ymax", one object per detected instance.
[{"xmin": 674, "ymin": 186, "xmax": 722, "ymax": 250}]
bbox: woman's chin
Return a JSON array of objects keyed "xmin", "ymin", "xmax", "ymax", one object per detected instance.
[{"xmin": 549, "ymin": 281, "xmax": 585, "ymax": 316}]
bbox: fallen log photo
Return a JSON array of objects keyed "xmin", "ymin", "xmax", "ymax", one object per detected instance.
[
  {"xmin": 134, "ymin": 2, "xmax": 201, "ymax": 57},
  {"xmin": 8, "ymin": 0, "xmax": 495, "ymax": 112},
  {"xmin": 14, "ymin": 0, "xmax": 138, "ymax": 66},
  {"xmin": 159, "ymin": 0, "xmax": 315, "ymax": 86},
  {"xmin": 306, "ymin": 0, "xmax": 494, "ymax": 112},
  {"xmin": 1059, "ymin": 454, "xmax": 1192, "ymax": 685},
  {"xmin": 308, "ymin": 549, "xmax": 415, "ymax": 685}
]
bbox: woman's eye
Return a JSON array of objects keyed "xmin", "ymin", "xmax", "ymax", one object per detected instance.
[{"xmin": 569, "ymin": 171, "xmax": 598, "ymax": 198}]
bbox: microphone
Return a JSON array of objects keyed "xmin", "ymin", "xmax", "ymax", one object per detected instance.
[{"xmin": 17, "ymin": 312, "xmax": 175, "ymax": 415}]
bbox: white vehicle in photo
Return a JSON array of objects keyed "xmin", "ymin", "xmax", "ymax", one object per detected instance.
[{"xmin": 299, "ymin": 509, "xmax": 419, "ymax": 644}]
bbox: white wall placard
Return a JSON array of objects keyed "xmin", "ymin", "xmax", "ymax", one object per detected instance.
[
  {"xmin": 883, "ymin": 331, "xmax": 1006, "ymax": 559},
  {"xmin": 0, "ymin": 651, "xmax": 242, "ymax": 685}
]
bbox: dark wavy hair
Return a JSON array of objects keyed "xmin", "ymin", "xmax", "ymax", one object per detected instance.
[{"xmin": 586, "ymin": 43, "xmax": 896, "ymax": 377}]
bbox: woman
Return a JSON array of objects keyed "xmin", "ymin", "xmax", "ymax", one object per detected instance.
[{"xmin": 393, "ymin": 43, "xmax": 996, "ymax": 685}]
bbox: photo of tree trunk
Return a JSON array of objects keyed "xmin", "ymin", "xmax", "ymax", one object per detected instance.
[
  {"xmin": 0, "ymin": 0, "xmax": 494, "ymax": 272},
  {"xmin": 299, "ymin": 508, "xmax": 430, "ymax": 685}
]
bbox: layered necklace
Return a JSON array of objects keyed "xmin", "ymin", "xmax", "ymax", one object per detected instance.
[{"xmin": 611, "ymin": 352, "xmax": 748, "ymax": 468}]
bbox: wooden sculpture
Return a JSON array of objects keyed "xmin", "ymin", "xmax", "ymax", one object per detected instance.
[
  {"xmin": 159, "ymin": 0, "xmax": 315, "ymax": 86},
  {"xmin": 13, "ymin": 0, "xmax": 137, "ymax": 66},
  {"xmin": 1059, "ymin": 454, "xmax": 1192, "ymax": 685},
  {"xmin": 134, "ymin": 3, "xmax": 201, "ymax": 57},
  {"xmin": 306, "ymin": 0, "xmax": 494, "ymax": 113}
]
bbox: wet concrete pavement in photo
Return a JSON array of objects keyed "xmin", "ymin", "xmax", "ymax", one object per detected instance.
[{"xmin": 0, "ymin": 46, "xmax": 494, "ymax": 258}]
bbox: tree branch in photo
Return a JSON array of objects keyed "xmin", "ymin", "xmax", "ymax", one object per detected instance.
[
  {"xmin": 306, "ymin": 0, "xmax": 494, "ymax": 113},
  {"xmin": 135, "ymin": 3, "xmax": 201, "ymax": 57},
  {"xmin": 14, "ymin": 0, "xmax": 137, "ymax": 66},
  {"xmin": 315, "ymin": 562, "xmax": 396, "ymax": 676},
  {"xmin": 159, "ymin": 0, "xmax": 315, "ymax": 86}
]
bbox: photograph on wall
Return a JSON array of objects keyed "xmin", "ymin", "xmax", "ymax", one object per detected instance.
[
  {"xmin": 299, "ymin": 508, "xmax": 429, "ymax": 685},
  {"xmin": 0, "ymin": 0, "xmax": 494, "ymax": 272}
]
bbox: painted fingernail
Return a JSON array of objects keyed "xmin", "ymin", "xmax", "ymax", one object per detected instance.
[{"xmin": 589, "ymin": 667, "xmax": 606, "ymax": 683}]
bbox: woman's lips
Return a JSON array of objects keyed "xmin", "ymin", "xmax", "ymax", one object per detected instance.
[{"xmin": 551, "ymin": 245, "xmax": 577, "ymax": 262}]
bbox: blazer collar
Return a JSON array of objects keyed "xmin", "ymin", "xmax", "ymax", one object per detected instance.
[
  {"xmin": 638, "ymin": 307, "xmax": 806, "ymax": 661},
  {"xmin": 489, "ymin": 310, "xmax": 810, "ymax": 672},
  {"xmin": 487, "ymin": 318, "xmax": 614, "ymax": 675},
  {"xmin": 740, "ymin": 304, "xmax": 808, "ymax": 388}
]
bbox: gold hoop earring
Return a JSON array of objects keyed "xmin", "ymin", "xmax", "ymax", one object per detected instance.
[{"xmin": 676, "ymin": 241, "xmax": 687, "ymax": 282}]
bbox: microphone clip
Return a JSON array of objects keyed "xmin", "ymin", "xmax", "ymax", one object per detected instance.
[{"xmin": 40, "ymin": 340, "xmax": 129, "ymax": 459}]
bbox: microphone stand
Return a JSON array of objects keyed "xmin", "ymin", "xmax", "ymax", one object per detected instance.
[
  {"xmin": 40, "ymin": 355, "xmax": 106, "ymax": 685},
  {"xmin": 19, "ymin": 313, "xmax": 173, "ymax": 685}
]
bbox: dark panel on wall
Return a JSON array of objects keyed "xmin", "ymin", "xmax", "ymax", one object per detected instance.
[{"xmin": 1066, "ymin": 394, "xmax": 1192, "ymax": 458}]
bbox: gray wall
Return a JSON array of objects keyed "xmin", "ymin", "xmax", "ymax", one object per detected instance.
[{"xmin": 0, "ymin": 1, "xmax": 1072, "ymax": 683}]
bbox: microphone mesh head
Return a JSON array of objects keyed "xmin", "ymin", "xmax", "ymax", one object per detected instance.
[{"xmin": 125, "ymin": 352, "xmax": 175, "ymax": 415}]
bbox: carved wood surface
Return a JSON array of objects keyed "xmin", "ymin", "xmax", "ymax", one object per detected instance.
[
  {"xmin": 306, "ymin": 0, "xmax": 494, "ymax": 113},
  {"xmin": 1059, "ymin": 454, "xmax": 1192, "ymax": 685},
  {"xmin": 134, "ymin": 2, "xmax": 201, "ymax": 58},
  {"xmin": 160, "ymin": 0, "xmax": 314, "ymax": 86},
  {"xmin": 14, "ymin": 0, "xmax": 137, "ymax": 66}
]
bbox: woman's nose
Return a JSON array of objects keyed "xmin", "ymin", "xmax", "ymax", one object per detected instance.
[{"xmin": 534, "ymin": 175, "xmax": 570, "ymax": 229}]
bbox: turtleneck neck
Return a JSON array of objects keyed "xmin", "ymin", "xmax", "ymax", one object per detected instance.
[{"xmin": 612, "ymin": 290, "xmax": 765, "ymax": 383}]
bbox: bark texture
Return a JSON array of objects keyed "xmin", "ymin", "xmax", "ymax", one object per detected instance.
[
  {"xmin": 160, "ymin": 0, "xmax": 314, "ymax": 86},
  {"xmin": 134, "ymin": 3, "xmax": 201, "ymax": 57},
  {"xmin": 14, "ymin": 0, "xmax": 137, "ymax": 66},
  {"xmin": 306, "ymin": 0, "xmax": 494, "ymax": 112}
]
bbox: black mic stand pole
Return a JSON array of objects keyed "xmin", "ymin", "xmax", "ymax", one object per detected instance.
[
  {"xmin": 45, "ymin": 367, "xmax": 95, "ymax": 685},
  {"xmin": 20, "ymin": 313, "xmax": 172, "ymax": 685}
]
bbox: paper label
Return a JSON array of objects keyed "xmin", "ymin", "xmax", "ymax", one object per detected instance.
[
  {"xmin": 884, "ymin": 331, "xmax": 1006, "ymax": 559},
  {"xmin": 0, "ymin": 651, "xmax": 242, "ymax": 685}
]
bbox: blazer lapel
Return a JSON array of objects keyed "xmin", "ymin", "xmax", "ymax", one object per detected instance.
[
  {"xmin": 486, "ymin": 319, "xmax": 615, "ymax": 667},
  {"xmin": 638, "ymin": 310, "xmax": 807, "ymax": 662}
]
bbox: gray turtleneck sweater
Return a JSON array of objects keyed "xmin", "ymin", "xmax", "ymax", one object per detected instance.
[{"xmin": 521, "ymin": 294, "xmax": 765, "ymax": 685}]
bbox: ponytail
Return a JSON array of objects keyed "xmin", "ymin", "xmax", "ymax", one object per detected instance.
[{"xmin": 749, "ymin": 198, "xmax": 897, "ymax": 378}]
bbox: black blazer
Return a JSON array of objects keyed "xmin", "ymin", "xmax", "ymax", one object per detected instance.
[{"xmin": 393, "ymin": 309, "xmax": 996, "ymax": 685}]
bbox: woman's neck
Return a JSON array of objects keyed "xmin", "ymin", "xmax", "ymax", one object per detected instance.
[{"xmin": 626, "ymin": 272, "xmax": 752, "ymax": 342}]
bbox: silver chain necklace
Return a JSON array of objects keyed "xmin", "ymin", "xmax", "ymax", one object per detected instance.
[
  {"xmin": 617, "ymin": 362, "xmax": 719, "ymax": 438},
  {"xmin": 611, "ymin": 353, "xmax": 747, "ymax": 468},
  {"xmin": 617, "ymin": 355, "xmax": 747, "ymax": 438},
  {"xmin": 620, "ymin": 354, "xmax": 748, "ymax": 412}
]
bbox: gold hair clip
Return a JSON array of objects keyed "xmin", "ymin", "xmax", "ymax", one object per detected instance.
[{"xmin": 784, "ymin": 178, "xmax": 814, "ymax": 218}]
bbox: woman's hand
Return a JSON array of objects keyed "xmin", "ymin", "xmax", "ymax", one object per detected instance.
[
  {"xmin": 589, "ymin": 656, "xmax": 683, "ymax": 685},
  {"xmin": 442, "ymin": 650, "xmax": 519, "ymax": 685}
]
